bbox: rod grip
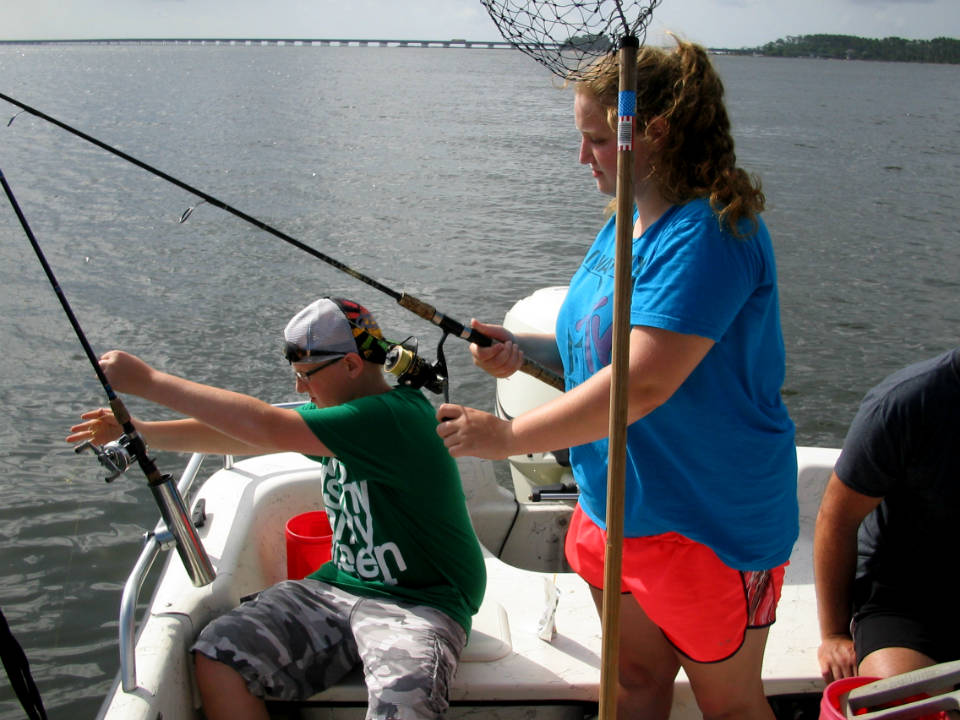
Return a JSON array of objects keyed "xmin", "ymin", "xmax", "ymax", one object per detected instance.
[{"xmin": 517, "ymin": 358, "xmax": 564, "ymax": 391}]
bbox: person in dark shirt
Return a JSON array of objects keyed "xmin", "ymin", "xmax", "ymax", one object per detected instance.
[{"xmin": 815, "ymin": 347, "xmax": 960, "ymax": 682}]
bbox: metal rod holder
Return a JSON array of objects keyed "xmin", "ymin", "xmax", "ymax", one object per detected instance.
[
  {"xmin": 118, "ymin": 451, "xmax": 211, "ymax": 692},
  {"xmin": 149, "ymin": 475, "xmax": 215, "ymax": 588}
]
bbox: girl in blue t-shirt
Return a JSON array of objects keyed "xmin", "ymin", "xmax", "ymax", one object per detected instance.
[{"xmin": 437, "ymin": 37, "xmax": 797, "ymax": 720}]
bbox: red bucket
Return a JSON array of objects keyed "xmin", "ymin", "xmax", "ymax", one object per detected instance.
[
  {"xmin": 285, "ymin": 511, "xmax": 333, "ymax": 580},
  {"xmin": 821, "ymin": 676, "xmax": 880, "ymax": 719},
  {"xmin": 820, "ymin": 675, "xmax": 950, "ymax": 719}
]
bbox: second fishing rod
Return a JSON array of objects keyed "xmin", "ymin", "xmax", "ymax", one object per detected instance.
[{"xmin": 0, "ymin": 92, "xmax": 564, "ymax": 392}]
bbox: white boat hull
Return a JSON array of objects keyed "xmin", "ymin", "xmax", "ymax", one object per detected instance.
[{"xmin": 97, "ymin": 446, "xmax": 834, "ymax": 720}]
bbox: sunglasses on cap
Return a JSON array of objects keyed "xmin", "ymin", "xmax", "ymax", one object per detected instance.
[{"xmin": 282, "ymin": 341, "xmax": 347, "ymax": 364}]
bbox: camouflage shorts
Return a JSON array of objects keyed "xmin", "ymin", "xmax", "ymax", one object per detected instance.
[{"xmin": 191, "ymin": 578, "xmax": 467, "ymax": 720}]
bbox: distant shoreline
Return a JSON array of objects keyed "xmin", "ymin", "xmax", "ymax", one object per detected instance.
[
  {"xmin": 1, "ymin": 34, "xmax": 957, "ymax": 64},
  {"xmin": 717, "ymin": 33, "xmax": 960, "ymax": 64}
]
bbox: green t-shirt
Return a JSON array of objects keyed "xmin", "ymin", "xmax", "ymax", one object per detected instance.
[{"xmin": 296, "ymin": 386, "xmax": 486, "ymax": 634}]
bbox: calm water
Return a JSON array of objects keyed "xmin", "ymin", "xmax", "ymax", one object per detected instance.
[{"xmin": 0, "ymin": 44, "xmax": 958, "ymax": 718}]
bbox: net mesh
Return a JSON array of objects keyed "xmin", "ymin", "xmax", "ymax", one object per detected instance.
[{"xmin": 482, "ymin": 0, "xmax": 661, "ymax": 78}]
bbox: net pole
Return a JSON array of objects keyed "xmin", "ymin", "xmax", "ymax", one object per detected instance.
[{"xmin": 599, "ymin": 35, "xmax": 638, "ymax": 720}]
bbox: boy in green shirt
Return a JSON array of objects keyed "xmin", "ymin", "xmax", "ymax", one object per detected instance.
[{"xmin": 68, "ymin": 298, "xmax": 486, "ymax": 720}]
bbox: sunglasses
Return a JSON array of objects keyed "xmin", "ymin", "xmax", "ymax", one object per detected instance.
[
  {"xmin": 282, "ymin": 341, "xmax": 345, "ymax": 364},
  {"xmin": 293, "ymin": 355, "xmax": 344, "ymax": 382}
]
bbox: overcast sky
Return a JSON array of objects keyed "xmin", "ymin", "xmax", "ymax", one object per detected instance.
[{"xmin": 2, "ymin": 0, "xmax": 958, "ymax": 49}]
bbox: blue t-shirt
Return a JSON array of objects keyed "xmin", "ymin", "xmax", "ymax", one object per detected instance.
[{"xmin": 556, "ymin": 198, "xmax": 798, "ymax": 570}]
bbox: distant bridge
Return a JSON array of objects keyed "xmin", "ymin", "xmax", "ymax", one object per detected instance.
[{"xmin": 0, "ymin": 38, "xmax": 562, "ymax": 50}]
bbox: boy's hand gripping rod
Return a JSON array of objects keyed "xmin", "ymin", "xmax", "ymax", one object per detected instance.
[
  {"xmin": 0, "ymin": 92, "xmax": 565, "ymax": 392},
  {"xmin": 0, "ymin": 168, "xmax": 215, "ymax": 588}
]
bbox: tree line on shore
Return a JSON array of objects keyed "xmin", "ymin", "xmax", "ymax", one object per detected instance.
[{"xmin": 725, "ymin": 34, "xmax": 960, "ymax": 64}]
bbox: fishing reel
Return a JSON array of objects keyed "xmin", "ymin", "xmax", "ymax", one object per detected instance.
[
  {"xmin": 74, "ymin": 434, "xmax": 135, "ymax": 483},
  {"xmin": 383, "ymin": 336, "xmax": 448, "ymax": 397}
]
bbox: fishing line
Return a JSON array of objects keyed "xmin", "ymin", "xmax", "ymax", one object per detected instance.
[
  {"xmin": 0, "ymin": 167, "xmax": 215, "ymax": 588},
  {"xmin": 0, "ymin": 92, "xmax": 564, "ymax": 391}
]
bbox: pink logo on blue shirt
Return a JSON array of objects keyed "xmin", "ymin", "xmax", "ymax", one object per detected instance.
[{"xmin": 574, "ymin": 296, "xmax": 612, "ymax": 374}]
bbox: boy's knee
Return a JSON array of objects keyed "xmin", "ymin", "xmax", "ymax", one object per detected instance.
[
  {"xmin": 194, "ymin": 652, "xmax": 240, "ymax": 688},
  {"xmin": 193, "ymin": 652, "xmax": 269, "ymax": 720}
]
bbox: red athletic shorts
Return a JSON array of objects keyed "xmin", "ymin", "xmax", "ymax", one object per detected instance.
[{"xmin": 565, "ymin": 504, "xmax": 786, "ymax": 663}]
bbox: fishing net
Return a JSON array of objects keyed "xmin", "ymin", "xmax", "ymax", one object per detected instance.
[{"xmin": 481, "ymin": 0, "xmax": 661, "ymax": 78}]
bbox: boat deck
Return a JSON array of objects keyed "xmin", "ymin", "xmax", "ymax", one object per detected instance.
[{"xmin": 97, "ymin": 448, "xmax": 837, "ymax": 720}]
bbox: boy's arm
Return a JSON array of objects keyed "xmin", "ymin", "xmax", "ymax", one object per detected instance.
[
  {"xmin": 95, "ymin": 350, "xmax": 333, "ymax": 457},
  {"xmin": 68, "ymin": 410, "xmax": 270, "ymax": 455}
]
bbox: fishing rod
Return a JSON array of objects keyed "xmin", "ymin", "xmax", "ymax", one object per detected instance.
[
  {"xmin": 0, "ymin": 168, "xmax": 215, "ymax": 589},
  {"xmin": 0, "ymin": 92, "xmax": 565, "ymax": 392}
]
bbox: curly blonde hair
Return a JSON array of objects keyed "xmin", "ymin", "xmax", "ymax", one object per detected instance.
[{"xmin": 576, "ymin": 36, "xmax": 764, "ymax": 235}]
